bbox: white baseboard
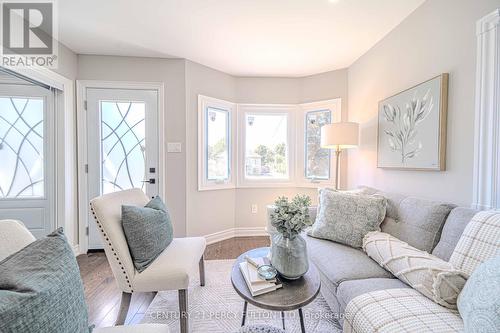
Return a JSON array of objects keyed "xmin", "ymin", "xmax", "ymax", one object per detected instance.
[
  {"xmin": 204, "ymin": 227, "xmax": 268, "ymax": 245},
  {"xmin": 72, "ymin": 244, "xmax": 80, "ymax": 256}
]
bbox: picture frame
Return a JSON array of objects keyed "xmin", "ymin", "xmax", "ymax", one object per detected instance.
[{"xmin": 377, "ymin": 73, "xmax": 448, "ymax": 171}]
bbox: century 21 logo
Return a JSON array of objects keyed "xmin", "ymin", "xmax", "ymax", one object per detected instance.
[{"xmin": 2, "ymin": 2, "xmax": 53, "ymax": 54}]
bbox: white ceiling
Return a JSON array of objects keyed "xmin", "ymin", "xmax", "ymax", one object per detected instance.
[{"xmin": 59, "ymin": 0, "xmax": 425, "ymax": 77}]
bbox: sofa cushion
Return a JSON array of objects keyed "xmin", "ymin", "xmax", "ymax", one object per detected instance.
[
  {"xmin": 337, "ymin": 278, "xmax": 409, "ymax": 316},
  {"xmin": 432, "ymin": 207, "xmax": 478, "ymax": 261},
  {"xmin": 376, "ymin": 191, "xmax": 455, "ymax": 252},
  {"xmin": 122, "ymin": 196, "xmax": 174, "ymax": 273},
  {"xmin": 0, "ymin": 228, "xmax": 91, "ymax": 333},
  {"xmin": 305, "ymin": 235, "xmax": 393, "ymax": 294},
  {"xmin": 308, "ymin": 190, "xmax": 387, "ymax": 248},
  {"xmin": 363, "ymin": 231, "xmax": 467, "ymax": 309},
  {"xmin": 343, "ymin": 288, "xmax": 463, "ymax": 333},
  {"xmin": 450, "ymin": 210, "xmax": 500, "ymax": 277},
  {"xmin": 458, "ymin": 255, "xmax": 500, "ymax": 333}
]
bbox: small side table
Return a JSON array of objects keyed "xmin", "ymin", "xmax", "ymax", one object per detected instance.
[{"xmin": 231, "ymin": 247, "xmax": 321, "ymax": 333}]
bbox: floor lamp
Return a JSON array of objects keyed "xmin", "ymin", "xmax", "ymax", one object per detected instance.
[{"xmin": 320, "ymin": 122, "xmax": 359, "ymax": 190}]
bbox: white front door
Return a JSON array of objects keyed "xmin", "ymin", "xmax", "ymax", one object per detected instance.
[
  {"xmin": 0, "ymin": 84, "xmax": 55, "ymax": 238},
  {"xmin": 85, "ymin": 88, "xmax": 159, "ymax": 249}
]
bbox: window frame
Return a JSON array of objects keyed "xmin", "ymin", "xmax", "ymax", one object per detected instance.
[
  {"xmin": 237, "ymin": 103, "xmax": 297, "ymax": 188},
  {"xmin": 296, "ymin": 99, "xmax": 341, "ymax": 187},
  {"xmin": 198, "ymin": 95, "xmax": 236, "ymax": 191}
]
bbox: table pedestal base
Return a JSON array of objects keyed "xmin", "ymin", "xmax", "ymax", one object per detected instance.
[{"xmin": 240, "ymin": 301, "xmax": 307, "ymax": 333}]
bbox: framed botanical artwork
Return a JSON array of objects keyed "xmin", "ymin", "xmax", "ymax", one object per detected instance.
[{"xmin": 377, "ymin": 73, "xmax": 448, "ymax": 170}]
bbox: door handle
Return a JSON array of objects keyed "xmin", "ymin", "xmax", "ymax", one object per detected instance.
[{"xmin": 141, "ymin": 178, "xmax": 156, "ymax": 184}]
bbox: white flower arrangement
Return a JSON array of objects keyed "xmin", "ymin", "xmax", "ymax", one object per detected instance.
[{"xmin": 270, "ymin": 195, "xmax": 312, "ymax": 239}]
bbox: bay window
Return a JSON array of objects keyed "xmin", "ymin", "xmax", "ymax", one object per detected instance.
[{"xmin": 198, "ymin": 96, "xmax": 341, "ymax": 190}]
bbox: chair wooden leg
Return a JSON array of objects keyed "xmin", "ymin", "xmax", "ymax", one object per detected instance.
[
  {"xmin": 199, "ymin": 255, "xmax": 206, "ymax": 286},
  {"xmin": 115, "ymin": 292, "xmax": 132, "ymax": 326},
  {"xmin": 179, "ymin": 289, "xmax": 188, "ymax": 333}
]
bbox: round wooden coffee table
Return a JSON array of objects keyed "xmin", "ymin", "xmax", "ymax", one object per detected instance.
[{"xmin": 231, "ymin": 247, "xmax": 321, "ymax": 333}]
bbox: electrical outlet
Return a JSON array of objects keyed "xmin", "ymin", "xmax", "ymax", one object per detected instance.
[{"xmin": 251, "ymin": 204, "xmax": 258, "ymax": 214}]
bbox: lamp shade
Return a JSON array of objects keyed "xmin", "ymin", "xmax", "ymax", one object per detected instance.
[{"xmin": 321, "ymin": 122, "xmax": 359, "ymax": 149}]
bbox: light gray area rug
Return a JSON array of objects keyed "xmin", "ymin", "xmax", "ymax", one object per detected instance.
[{"xmin": 141, "ymin": 260, "xmax": 342, "ymax": 333}]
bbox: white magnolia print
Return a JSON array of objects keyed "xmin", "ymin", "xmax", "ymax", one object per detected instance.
[{"xmin": 382, "ymin": 89, "xmax": 434, "ymax": 164}]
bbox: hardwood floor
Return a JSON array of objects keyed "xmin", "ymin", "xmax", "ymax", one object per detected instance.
[{"xmin": 77, "ymin": 236, "xmax": 270, "ymax": 328}]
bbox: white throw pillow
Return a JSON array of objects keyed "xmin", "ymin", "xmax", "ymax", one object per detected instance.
[
  {"xmin": 449, "ymin": 210, "xmax": 500, "ymax": 277},
  {"xmin": 363, "ymin": 231, "xmax": 467, "ymax": 309}
]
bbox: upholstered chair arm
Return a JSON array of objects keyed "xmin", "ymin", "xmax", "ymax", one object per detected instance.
[{"xmin": 0, "ymin": 219, "xmax": 36, "ymax": 261}]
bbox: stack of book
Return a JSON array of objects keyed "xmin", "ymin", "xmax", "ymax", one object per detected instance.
[{"xmin": 239, "ymin": 257, "xmax": 282, "ymax": 296}]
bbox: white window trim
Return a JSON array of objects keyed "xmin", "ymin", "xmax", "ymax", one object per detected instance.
[
  {"xmin": 237, "ymin": 103, "xmax": 297, "ymax": 188},
  {"xmin": 198, "ymin": 95, "xmax": 236, "ymax": 191},
  {"xmin": 296, "ymin": 98, "xmax": 342, "ymax": 188},
  {"xmin": 472, "ymin": 9, "xmax": 500, "ymax": 210}
]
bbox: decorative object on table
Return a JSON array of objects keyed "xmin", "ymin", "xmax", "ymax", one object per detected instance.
[
  {"xmin": 363, "ymin": 231, "xmax": 467, "ymax": 309},
  {"xmin": 320, "ymin": 121, "xmax": 359, "ymax": 189},
  {"xmin": 457, "ymin": 255, "xmax": 500, "ymax": 333},
  {"xmin": 231, "ymin": 248, "xmax": 322, "ymax": 333},
  {"xmin": 121, "ymin": 196, "xmax": 174, "ymax": 272},
  {"xmin": 377, "ymin": 73, "xmax": 448, "ymax": 170},
  {"xmin": 269, "ymin": 195, "xmax": 312, "ymax": 280},
  {"xmin": 308, "ymin": 190, "xmax": 387, "ymax": 248},
  {"xmin": 245, "ymin": 256, "xmax": 278, "ymax": 281},
  {"xmin": 239, "ymin": 256, "xmax": 282, "ymax": 297}
]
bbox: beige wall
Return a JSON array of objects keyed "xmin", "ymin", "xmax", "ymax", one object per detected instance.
[
  {"xmin": 183, "ymin": 67, "xmax": 348, "ymax": 236},
  {"xmin": 347, "ymin": 0, "xmax": 500, "ymax": 206},
  {"xmin": 185, "ymin": 60, "xmax": 237, "ymax": 237},
  {"xmin": 55, "ymin": 42, "xmax": 78, "ymax": 79},
  {"xmin": 77, "ymin": 55, "xmax": 189, "ymax": 236},
  {"xmin": 12, "ymin": 0, "xmax": 494, "ymax": 247}
]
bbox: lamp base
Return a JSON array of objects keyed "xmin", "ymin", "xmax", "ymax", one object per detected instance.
[{"xmin": 335, "ymin": 148, "xmax": 341, "ymax": 190}]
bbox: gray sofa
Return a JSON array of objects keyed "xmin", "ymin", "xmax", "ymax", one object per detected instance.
[{"xmin": 268, "ymin": 189, "xmax": 478, "ymax": 330}]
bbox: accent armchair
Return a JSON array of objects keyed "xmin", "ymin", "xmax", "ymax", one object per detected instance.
[
  {"xmin": 0, "ymin": 219, "xmax": 170, "ymax": 333},
  {"xmin": 89, "ymin": 189, "xmax": 206, "ymax": 333}
]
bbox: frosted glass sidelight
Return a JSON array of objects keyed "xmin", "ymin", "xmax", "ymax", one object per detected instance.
[
  {"xmin": 0, "ymin": 97, "xmax": 44, "ymax": 198},
  {"xmin": 100, "ymin": 101, "xmax": 146, "ymax": 194}
]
